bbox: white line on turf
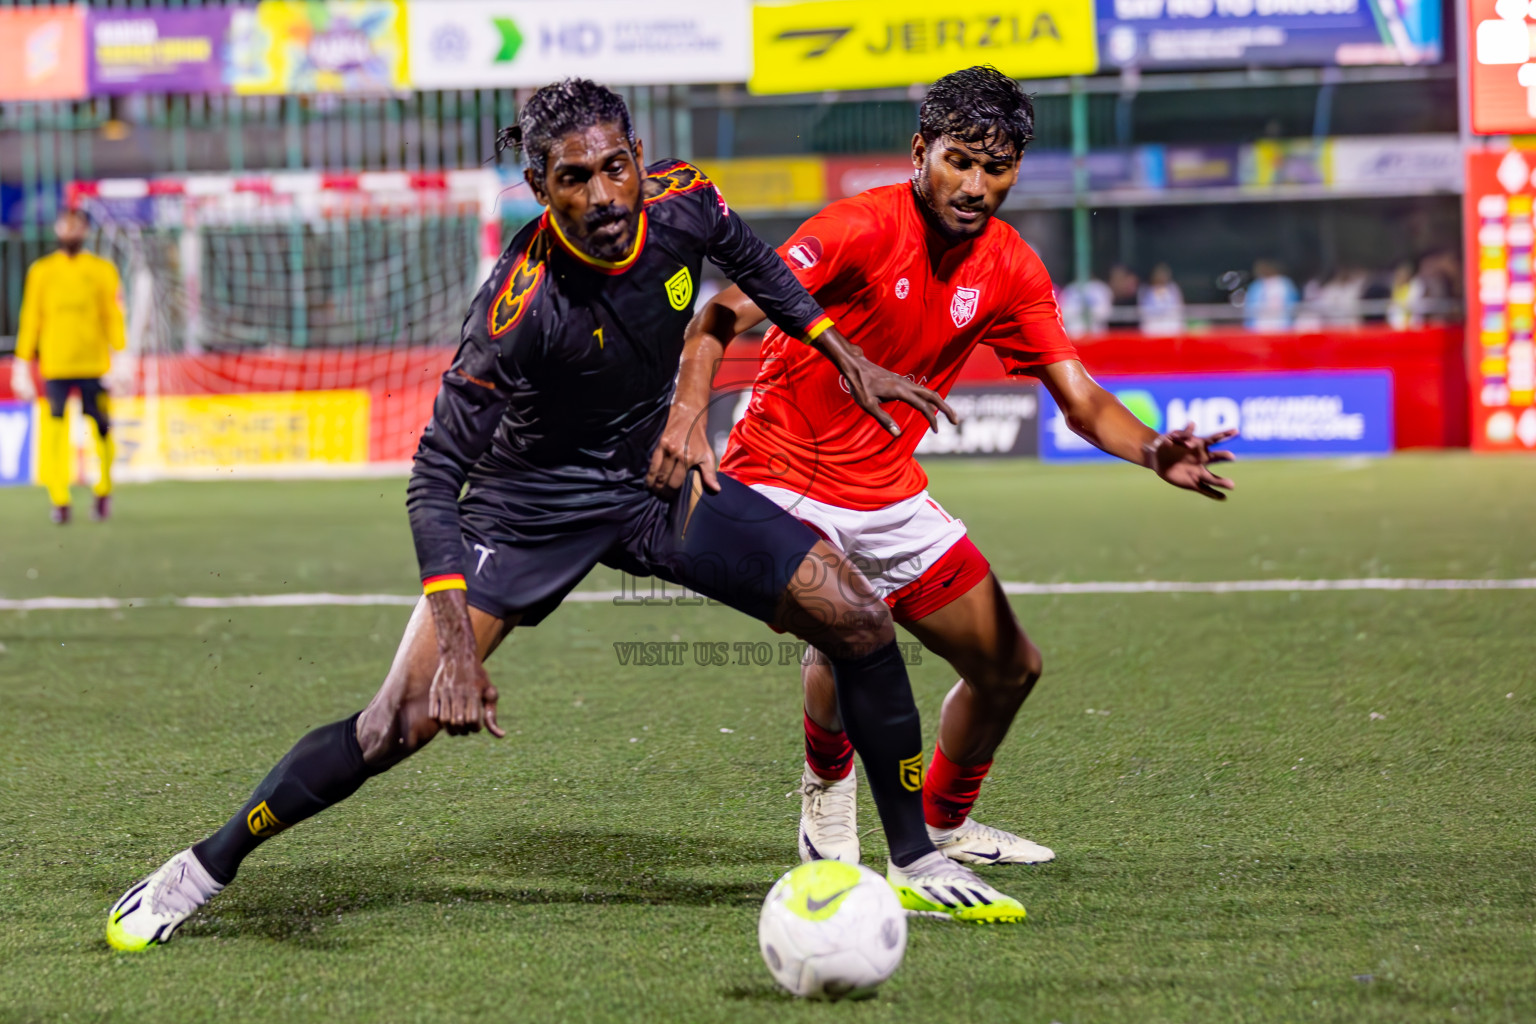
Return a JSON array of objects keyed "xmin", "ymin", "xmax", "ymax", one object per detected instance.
[{"xmin": 4, "ymin": 578, "xmax": 1536, "ymax": 611}]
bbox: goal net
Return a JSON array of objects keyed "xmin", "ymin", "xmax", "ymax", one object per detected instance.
[{"xmin": 66, "ymin": 169, "xmax": 515, "ymax": 480}]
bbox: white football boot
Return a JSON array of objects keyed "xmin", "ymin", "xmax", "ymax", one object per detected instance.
[
  {"xmin": 106, "ymin": 848, "xmax": 223, "ymax": 951},
  {"xmin": 795, "ymin": 763, "xmax": 860, "ymax": 863},
  {"xmin": 886, "ymin": 850, "xmax": 1027, "ymax": 923},
  {"xmin": 929, "ymin": 817, "xmax": 1055, "ymax": 865}
]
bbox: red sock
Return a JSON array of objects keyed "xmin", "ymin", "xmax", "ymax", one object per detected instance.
[
  {"xmin": 923, "ymin": 746, "xmax": 992, "ymax": 829},
  {"xmin": 803, "ymin": 711, "xmax": 853, "ymax": 781}
]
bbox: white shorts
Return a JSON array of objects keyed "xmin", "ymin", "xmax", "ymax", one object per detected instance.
[{"xmin": 749, "ymin": 485, "xmax": 970, "ymax": 601}]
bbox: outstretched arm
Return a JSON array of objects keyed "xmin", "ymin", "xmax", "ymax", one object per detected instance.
[{"xmin": 1034, "ymin": 359, "xmax": 1237, "ymax": 501}]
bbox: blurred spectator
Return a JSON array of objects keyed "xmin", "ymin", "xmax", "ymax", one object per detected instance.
[
  {"xmin": 1415, "ymin": 250, "xmax": 1460, "ymax": 322},
  {"xmin": 1244, "ymin": 259, "xmax": 1298, "ymax": 332},
  {"xmin": 1311, "ymin": 267, "xmax": 1367, "ymax": 328},
  {"xmin": 1059, "ymin": 276, "xmax": 1113, "ymax": 337},
  {"xmin": 1137, "ymin": 263, "xmax": 1185, "ymax": 336},
  {"xmin": 1108, "ymin": 265, "xmax": 1139, "ymax": 303},
  {"xmin": 1388, "ymin": 261, "xmax": 1426, "ymax": 329}
]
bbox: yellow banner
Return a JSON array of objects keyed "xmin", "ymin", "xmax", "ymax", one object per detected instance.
[
  {"xmin": 750, "ymin": 0, "xmax": 1098, "ymax": 95},
  {"xmin": 104, "ymin": 391, "xmax": 370, "ymax": 475},
  {"xmin": 230, "ymin": 1, "xmax": 407, "ymax": 96},
  {"xmin": 698, "ymin": 157, "xmax": 827, "ymax": 212}
]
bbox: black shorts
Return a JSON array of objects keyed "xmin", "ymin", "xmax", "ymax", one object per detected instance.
[
  {"xmin": 43, "ymin": 377, "xmax": 109, "ymax": 428},
  {"xmin": 459, "ymin": 471, "xmax": 819, "ymax": 627}
]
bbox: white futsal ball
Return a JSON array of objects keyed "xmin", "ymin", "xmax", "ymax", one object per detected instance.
[{"xmin": 758, "ymin": 860, "xmax": 907, "ymax": 1000}]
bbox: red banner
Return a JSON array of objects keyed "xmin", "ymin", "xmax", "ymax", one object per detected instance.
[{"xmin": 1469, "ymin": 0, "xmax": 1536, "ymax": 135}]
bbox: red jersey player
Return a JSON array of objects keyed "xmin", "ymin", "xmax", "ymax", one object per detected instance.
[{"xmin": 653, "ymin": 66, "xmax": 1236, "ymax": 874}]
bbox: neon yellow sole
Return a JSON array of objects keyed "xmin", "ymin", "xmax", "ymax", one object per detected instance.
[
  {"xmin": 106, "ymin": 916, "xmax": 156, "ymax": 952},
  {"xmin": 891, "ymin": 884, "xmax": 1028, "ymax": 924}
]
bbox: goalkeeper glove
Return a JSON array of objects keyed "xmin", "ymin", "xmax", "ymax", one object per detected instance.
[{"xmin": 9, "ymin": 358, "xmax": 35, "ymax": 402}]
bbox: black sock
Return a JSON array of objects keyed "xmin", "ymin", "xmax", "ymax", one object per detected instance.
[
  {"xmin": 192, "ymin": 713, "xmax": 376, "ymax": 885},
  {"xmin": 829, "ymin": 641, "xmax": 935, "ymax": 868}
]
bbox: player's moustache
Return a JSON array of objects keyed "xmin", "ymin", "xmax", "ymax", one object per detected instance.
[{"xmin": 584, "ymin": 204, "xmax": 633, "ymax": 231}]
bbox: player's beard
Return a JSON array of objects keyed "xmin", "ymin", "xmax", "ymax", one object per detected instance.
[
  {"xmin": 60, "ymin": 239, "xmax": 83, "ymax": 255},
  {"xmin": 581, "ymin": 204, "xmax": 639, "ymax": 263}
]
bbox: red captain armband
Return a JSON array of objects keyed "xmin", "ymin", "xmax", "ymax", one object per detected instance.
[
  {"xmin": 422, "ymin": 574, "xmax": 467, "ymax": 595},
  {"xmin": 802, "ymin": 316, "xmax": 835, "ymax": 341}
]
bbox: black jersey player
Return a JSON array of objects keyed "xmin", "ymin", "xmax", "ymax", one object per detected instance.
[{"xmin": 106, "ymin": 81, "xmax": 1028, "ymax": 951}]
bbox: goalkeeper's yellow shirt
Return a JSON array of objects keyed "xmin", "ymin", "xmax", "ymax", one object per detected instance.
[{"xmin": 15, "ymin": 250, "xmax": 126, "ymax": 381}]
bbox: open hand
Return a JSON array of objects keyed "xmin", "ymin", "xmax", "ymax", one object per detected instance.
[
  {"xmin": 646, "ymin": 399, "xmax": 719, "ymax": 499},
  {"xmin": 834, "ymin": 340, "xmax": 957, "ymax": 438},
  {"xmin": 1145, "ymin": 424, "xmax": 1237, "ymax": 500}
]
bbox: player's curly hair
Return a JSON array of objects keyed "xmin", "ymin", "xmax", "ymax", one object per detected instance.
[
  {"xmin": 919, "ymin": 66, "xmax": 1034, "ymax": 159},
  {"xmin": 495, "ymin": 79, "xmax": 637, "ymax": 178}
]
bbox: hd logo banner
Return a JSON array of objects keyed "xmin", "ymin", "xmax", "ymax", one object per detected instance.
[
  {"xmin": 1037, "ymin": 372, "xmax": 1394, "ymax": 461},
  {"xmin": 750, "ymin": 0, "xmax": 1099, "ymax": 95},
  {"xmin": 408, "ymin": 0, "xmax": 750, "ymax": 89}
]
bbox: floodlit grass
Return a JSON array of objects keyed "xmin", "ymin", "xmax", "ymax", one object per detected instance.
[{"xmin": 1, "ymin": 456, "xmax": 1533, "ymax": 1023}]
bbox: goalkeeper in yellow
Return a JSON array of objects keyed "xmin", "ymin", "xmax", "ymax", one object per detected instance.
[{"xmin": 10, "ymin": 209, "xmax": 125, "ymax": 523}]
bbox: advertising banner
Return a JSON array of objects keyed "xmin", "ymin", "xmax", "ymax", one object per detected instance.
[
  {"xmin": 229, "ymin": 1, "xmax": 406, "ymax": 95},
  {"xmin": 0, "ymin": 401, "xmax": 34, "ymax": 487},
  {"xmin": 706, "ymin": 385, "xmax": 1039, "ymax": 460},
  {"xmin": 1150, "ymin": 143, "xmax": 1243, "ymax": 188},
  {"xmin": 1097, "ymin": 0, "xmax": 1441, "ymax": 70},
  {"xmin": 826, "ymin": 150, "xmax": 1143, "ymax": 203},
  {"xmin": 1329, "ymin": 135, "xmax": 1462, "ymax": 190},
  {"xmin": 1245, "ymin": 138, "xmax": 1332, "ymax": 186},
  {"xmin": 751, "ymin": 0, "xmax": 1099, "ymax": 95},
  {"xmin": 913, "ymin": 387, "xmax": 1040, "ymax": 457},
  {"xmin": 88, "ymin": 9, "xmax": 232, "ymax": 95},
  {"xmin": 1038, "ymin": 372, "xmax": 1394, "ymax": 460},
  {"xmin": 699, "ymin": 157, "xmax": 828, "ymax": 211},
  {"xmin": 1469, "ymin": 0, "xmax": 1536, "ymax": 133},
  {"xmin": 1465, "ymin": 150, "xmax": 1536, "ymax": 452},
  {"xmin": 109, "ymin": 391, "xmax": 371, "ymax": 475},
  {"xmin": 1009, "ymin": 150, "xmax": 1144, "ymax": 194},
  {"xmin": 0, "ymin": 7, "xmax": 88, "ymax": 102},
  {"xmin": 409, "ymin": 0, "xmax": 749, "ymax": 89},
  {"xmin": 824, "ymin": 155, "xmax": 913, "ymax": 201}
]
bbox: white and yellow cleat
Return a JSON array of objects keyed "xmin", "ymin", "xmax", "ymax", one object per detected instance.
[
  {"xmin": 106, "ymin": 848, "xmax": 223, "ymax": 952},
  {"xmin": 795, "ymin": 764, "xmax": 860, "ymax": 864},
  {"xmin": 929, "ymin": 817, "xmax": 1056, "ymax": 865},
  {"xmin": 886, "ymin": 851, "xmax": 1027, "ymax": 924}
]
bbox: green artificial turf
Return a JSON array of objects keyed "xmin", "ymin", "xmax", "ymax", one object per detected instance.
[{"xmin": 1, "ymin": 456, "xmax": 1532, "ymax": 1023}]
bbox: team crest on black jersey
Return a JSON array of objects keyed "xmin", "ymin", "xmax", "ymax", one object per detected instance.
[
  {"xmin": 644, "ymin": 161, "xmax": 714, "ymax": 205},
  {"xmin": 489, "ymin": 232, "xmax": 549, "ymax": 338},
  {"xmin": 665, "ymin": 266, "xmax": 694, "ymax": 310}
]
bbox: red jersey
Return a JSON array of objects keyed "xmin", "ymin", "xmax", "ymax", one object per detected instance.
[{"xmin": 721, "ymin": 184, "xmax": 1078, "ymax": 510}]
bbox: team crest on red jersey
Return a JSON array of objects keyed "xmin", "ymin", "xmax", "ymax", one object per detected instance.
[
  {"xmin": 950, "ymin": 286, "xmax": 980, "ymax": 328},
  {"xmin": 786, "ymin": 236, "xmax": 822, "ymax": 270}
]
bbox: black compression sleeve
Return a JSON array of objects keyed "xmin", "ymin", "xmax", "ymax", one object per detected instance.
[
  {"xmin": 829, "ymin": 641, "xmax": 936, "ymax": 867},
  {"xmin": 192, "ymin": 714, "xmax": 378, "ymax": 885},
  {"xmin": 706, "ymin": 204, "xmax": 828, "ymax": 339}
]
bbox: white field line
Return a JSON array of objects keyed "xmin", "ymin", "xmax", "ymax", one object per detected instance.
[{"xmin": 4, "ymin": 578, "xmax": 1536, "ymax": 612}]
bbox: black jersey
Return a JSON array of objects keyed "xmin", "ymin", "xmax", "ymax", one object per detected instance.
[{"xmin": 406, "ymin": 159, "xmax": 830, "ymax": 584}]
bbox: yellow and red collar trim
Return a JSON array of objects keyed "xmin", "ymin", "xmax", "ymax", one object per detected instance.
[
  {"xmin": 543, "ymin": 209, "xmax": 647, "ymax": 275},
  {"xmin": 422, "ymin": 573, "xmax": 467, "ymax": 595}
]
